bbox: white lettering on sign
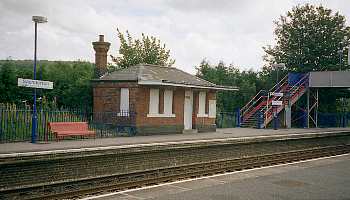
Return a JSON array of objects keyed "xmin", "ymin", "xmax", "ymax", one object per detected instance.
[
  {"xmin": 18, "ymin": 78, "xmax": 53, "ymax": 89},
  {"xmin": 271, "ymin": 100, "xmax": 283, "ymax": 106},
  {"xmin": 270, "ymin": 92, "xmax": 283, "ymax": 97}
]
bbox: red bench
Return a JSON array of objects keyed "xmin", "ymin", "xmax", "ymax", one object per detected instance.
[{"xmin": 48, "ymin": 122, "xmax": 96, "ymax": 141}]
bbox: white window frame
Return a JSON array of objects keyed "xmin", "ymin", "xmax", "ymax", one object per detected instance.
[
  {"xmin": 208, "ymin": 100, "xmax": 216, "ymax": 118},
  {"xmin": 197, "ymin": 91, "xmax": 208, "ymax": 117},
  {"xmin": 118, "ymin": 88, "xmax": 129, "ymax": 117},
  {"xmin": 148, "ymin": 88, "xmax": 159, "ymax": 115},
  {"xmin": 147, "ymin": 88, "xmax": 175, "ymax": 118},
  {"xmin": 163, "ymin": 90, "xmax": 175, "ymax": 116}
]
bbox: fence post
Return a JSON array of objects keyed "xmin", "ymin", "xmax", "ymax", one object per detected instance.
[
  {"xmin": 236, "ymin": 108, "xmax": 241, "ymax": 128},
  {"xmin": 302, "ymin": 110, "xmax": 308, "ymax": 128},
  {"xmin": 221, "ymin": 113, "xmax": 224, "ymax": 128},
  {"xmin": 273, "ymin": 107, "xmax": 278, "ymax": 130},
  {"xmin": 256, "ymin": 111, "xmax": 264, "ymax": 129}
]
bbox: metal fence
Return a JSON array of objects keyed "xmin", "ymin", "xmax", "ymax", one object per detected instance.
[
  {"xmin": 216, "ymin": 112, "xmax": 237, "ymax": 128},
  {"xmin": 318, "ymin": 112, "xmax": 350, "ymax": 128},
  {"xmin": 0, "ymin": 105, "xmax": 136, "ymax": 143}
]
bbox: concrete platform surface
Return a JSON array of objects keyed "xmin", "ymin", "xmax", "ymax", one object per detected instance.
[
  {"xmin": 86, "ymin": 153, "xmax": 350, "ymax": 200},
  {"xmin": 1, "ymin": 128, "xmax": 350, "ymax": 154}
]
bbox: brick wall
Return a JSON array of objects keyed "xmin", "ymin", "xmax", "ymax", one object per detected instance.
[
  {"xmin": 135, "ymin": 87, "xmax": 184, "ymax": 134},
  {"xmin": 93, "ymin": 82, "xmax": 217, "ymax": 134},
  {"xmin": 194, "ymin": 90, "xmax": 216, "ymax": 132},
  {"xmin": 92, "ymin": 81, "xmax": 138, "ymax": 124}
]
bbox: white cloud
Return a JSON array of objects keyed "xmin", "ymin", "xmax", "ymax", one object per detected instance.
[{"xmin": 0, "ymin": 0, "xmax": 349, "ymax": 74}]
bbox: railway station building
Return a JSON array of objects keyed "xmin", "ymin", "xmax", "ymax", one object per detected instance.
[{"xmin": 91, "ymin": 35, "xmax": 238, "ymax": 135}]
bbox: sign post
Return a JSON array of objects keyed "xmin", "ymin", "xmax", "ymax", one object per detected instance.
[
  {"xmin": 271, "ymin": 97, "xmax": 283, "ymax": 130},
  {"xmin": 18, "ymin": 78, "xmax": 53, "ymax": 143}
]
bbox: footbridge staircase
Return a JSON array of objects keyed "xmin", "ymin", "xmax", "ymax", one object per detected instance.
[{"xmin": 240, "ymin": 73, "xmax": 309, "ymax": 128}]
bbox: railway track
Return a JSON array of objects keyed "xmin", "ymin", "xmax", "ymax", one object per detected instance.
[{"xmin": 2, "ymin": 144, "xmax": 350, "ymax": 200}]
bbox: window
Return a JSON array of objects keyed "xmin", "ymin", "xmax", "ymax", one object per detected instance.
[
  {"xmin": 197, "ymin": 91, "xmax": 208, "ymax": 117},
  {"xmin": 119, "ymin": 88, "xmax": 129, "ymax": 116},
  {"xmin": 208, "ymin": 100, "xmax": 216, "ymax": 118},
  {"xmin": 147, "ymin": 88, "xmax": 175, "ymax": 117},
  {"xmin": 163, "ymin": 90, "xmax": 173, "ymax": 115},
  {"xmin": 149, "ymin": 88, "xmax": 159, "ymax": 115}
]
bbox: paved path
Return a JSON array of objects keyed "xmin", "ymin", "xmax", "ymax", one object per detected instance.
[
  {"xmin": 87, "ymin": 153, "xmax": 350, "ymax": 200},
  {"xmin": 1, "ymin": 128, "xmax": 349, "ymax": 154}
]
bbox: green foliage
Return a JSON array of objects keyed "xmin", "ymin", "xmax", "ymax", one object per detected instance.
[
  {"xmin": 264, "ymin": 4, "xmax": 350, "ymax": 72},
  {"xmin": 196, "ymin": 60, "xmax": 258, "ymax": 112},
  {"xmin": 0, "ymin": 60, "xmax": 94, "ymax": 109},
  {"xmin": 111, "ymin": 29, "xmax": 175, "ymax": 69},
  {"xmin": 263, "ymin": 4, "xmax": 350, "ymax": 112},
  {"xmin": 0, "ymin": 61, "xmax": 18, "ymax": 102}
]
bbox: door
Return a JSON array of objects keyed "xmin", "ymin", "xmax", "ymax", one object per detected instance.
[{"xmin": 184, "ymin": 90, "xmax": 193, "ymax": 130}]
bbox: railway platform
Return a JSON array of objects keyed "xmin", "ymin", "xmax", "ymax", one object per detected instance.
[
  {"xmin": 88, "ymin": 153, "xmax": 350, "ymax": 200},
  {"xmin": 1, "ymin": 127, "xmax": 350, "ymax": 154},
  {"xmin": 1, "ymin": 127, "xmax": 349, "ymax": 199}
]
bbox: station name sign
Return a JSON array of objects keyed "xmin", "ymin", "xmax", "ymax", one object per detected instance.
[
  {"xmin": 18, "ymin": 78, "xmax": 53, "ymax": 89},
  {"xmin": 270, "ymin": 92, "xmax": 283, "ymax": 97},
  {"xmin": 271, "ymin": 100, "xmax": 283, "ymax": 106}
]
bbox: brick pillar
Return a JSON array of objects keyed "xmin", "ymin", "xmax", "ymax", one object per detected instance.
[{"xmin": 92, "ymin": 35, "xmax": 110, "ymax": 77}]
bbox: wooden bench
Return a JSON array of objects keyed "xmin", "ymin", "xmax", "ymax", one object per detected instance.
[{"xmin": 48, "ymin": 122, "xmax": 96, "ymax": 141}]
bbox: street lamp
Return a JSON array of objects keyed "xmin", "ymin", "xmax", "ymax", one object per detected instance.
[
  {"xmin": 272, "ymin": 63, "xmax": 285, "ymax": 85},
  {"xmin": 348, "ymin": 45, "xmax": 350, "ymax": 66},
  {"xmin": 338, "ymin": 36, "xmax": 349, "ymax": 71},
  {"xmin": 31, "ymin": 16, "xmax": 47, "ymax": 143},
  {"xmin": 271, "ymin": 63, "xmax": 285, "ymax": 130},
  {"xmin": 338, "ymin": 49, "xmax": 343, "ymax": 71},
  {"xmin": 345, "ymin": 36, "xmax": 350, "ymax": 67},
  {"xmin": 272, "ymin": 63, "xmax": 285, "ymax": 94}
]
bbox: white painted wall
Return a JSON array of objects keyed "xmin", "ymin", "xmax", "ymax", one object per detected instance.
[{"xmin": 184, "ymin": 90, "xmax": 193, "ymax": 129}]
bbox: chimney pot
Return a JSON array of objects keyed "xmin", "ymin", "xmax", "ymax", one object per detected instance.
[
  {"xmin": 99, "ymin": 35, "xmax": 104, "ymax": 42},
  {"xmin": 92, "ymin": 35, "xmax": 110, "ymax": 78}
]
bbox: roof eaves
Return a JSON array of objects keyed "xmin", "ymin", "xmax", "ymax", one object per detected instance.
[
  {"xmin": 91, "ymin": 79, "xmax": 137, "ymax": 82},
  {"xmin": 138, "ymin": 80, "xmax": 238, "ymax": 91}
]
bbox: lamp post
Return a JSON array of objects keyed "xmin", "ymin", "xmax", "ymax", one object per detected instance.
[
  {"xmin": 338, "ymin": 49, "xmax": 343, "ymax": 71},
  {"xmin": 31, "ymin": 16, "xmax": 47, "ymax": 143},
  {"xmin": 338, "ymin": 36, "xmax": 349, "ymax": 71},
  {"xmin": 346, "ymin": 35, "xmax": 350, "ymax": 67},
  {"xmin": 348, "ymin": 45, "xmax": 350, "ymax": 66},
  {"xmin": 272, "ymin": 63, "xmax": 285, "ymax": 86},
  {"xmin": 271, "ymin": 63, "xmax": 285, "ymax": 130}
]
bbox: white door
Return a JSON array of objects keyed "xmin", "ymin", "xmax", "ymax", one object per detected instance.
[{"xmin": 184, "ymin": 90, "xmax": 193, "ymax": 130}]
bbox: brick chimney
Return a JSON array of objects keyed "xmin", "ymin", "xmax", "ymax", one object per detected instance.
[{"xmin": 92, "ymin": 35, "xmax": 110, "ymax": 77}]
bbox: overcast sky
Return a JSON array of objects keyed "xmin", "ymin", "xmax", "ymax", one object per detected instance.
[{"xmin": 0, "ymin": 0, "xmax": 349, "ymax": 73}]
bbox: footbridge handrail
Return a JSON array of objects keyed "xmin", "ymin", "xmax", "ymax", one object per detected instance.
[
  {"xmin": 240, "ymin": 74, "xmax": 289, "ymax": 122},
  {"xmin": 263, "ymin": 73, "xmax": 309, "ymax": 123},
  {"xmin": 240, "ymin": 90, "xmax": 266, "ymax": 116},
  {"xmin": 268, "ymin": 74, "xmax": 288, "ymax": 93}
]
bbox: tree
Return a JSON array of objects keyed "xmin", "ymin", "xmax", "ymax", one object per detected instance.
[
  {"xmin": 0, "ymin": 61, "xmax": 18, "ymax": 103},
  {"xmin": 111, "ymin": 29, "xmax": 175, "ymax": 69},
  {"xmin": 196, "ymin": 60, "xmax": 258, "ymax": 112},
  {"xmin": 42, "ymin": 61, "xmax": 94, "ymax": 109},
  {"xmin": 0, "ymin": 60, "xmax": 94, "ymax": 109},
  {"xmin": 264, "ymin": 4, "xmax": 350, "ymax": 72}
]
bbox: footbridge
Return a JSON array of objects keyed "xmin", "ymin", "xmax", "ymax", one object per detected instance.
[{"xmin": 240, "ymin": 71, "xmax": 350, "ymax": 128}]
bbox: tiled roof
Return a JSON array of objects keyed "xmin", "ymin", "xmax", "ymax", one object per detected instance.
[{"xmin": 96, "ymin": 64, "xmax": 238, "ymax": 90}]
